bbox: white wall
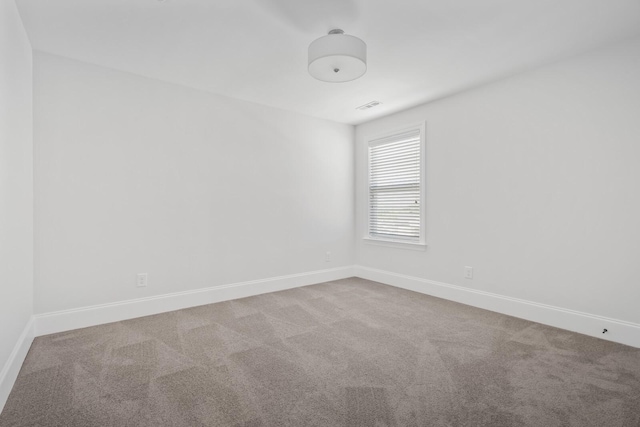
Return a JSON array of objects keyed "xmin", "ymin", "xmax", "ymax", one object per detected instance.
[
  {"xmin": 0, "ymin": 0, "xmax": 33, "ymax": 384},
  {"xmin": 34, "ymin": 52, "xmax": 354, "ymax": 314},
  {"xmin": 356, "ymin": 37, "xmax": 640, "ymax": 325}
]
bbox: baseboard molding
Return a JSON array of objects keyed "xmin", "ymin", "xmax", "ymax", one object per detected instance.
[
  {"xmin": 30, "ymin": 264, "xmax": 640, "ymax": 348},
  {"xmin": 35, "ymin": 266, "xmax": 354, "ymax": 337},
  {"xmin": 354, "ymin": 265, "xmax": 640, "ymax": 349},
  {"xmin": 0, "ymin": 317, "xmax": 35, "ymax": 413}
]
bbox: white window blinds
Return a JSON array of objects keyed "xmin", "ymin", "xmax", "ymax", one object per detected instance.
[{"xmin": 368, "ymin": 129, "xmax": 422, "ymax": 242}]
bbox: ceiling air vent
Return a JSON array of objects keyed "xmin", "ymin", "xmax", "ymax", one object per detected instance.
[{"xmin": 356, "ymin": 101, "xmax": 382, "ymax": 111}]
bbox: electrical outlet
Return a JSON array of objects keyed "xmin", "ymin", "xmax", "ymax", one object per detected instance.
[
  {"xmin": 325, "ymin": 251, "xmax": 331, "ymax": 262},
  {"xmin": 464, "ymin": 266, "xmax": 473, "ymax": 279},
  {"xmin": 137, "ymin": 273, "xmax": 148, "ymax": 287}
]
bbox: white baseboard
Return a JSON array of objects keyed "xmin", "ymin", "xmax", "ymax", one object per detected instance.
[
  {"xmin": 0, "ymin": 317, "xmax": 35, "ymax": 413},
  {"xmin": 34, "ymin": 266, "xmax": 354, "ymax": 337},
  {"xmin": 30, "ymin": 263, "xmax": 640, "ymax": 348},
  {"xmin": 354, "ymin": 265, "xmax": 640, "ymax": 349}
]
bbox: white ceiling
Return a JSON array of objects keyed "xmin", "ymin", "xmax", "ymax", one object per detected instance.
[{"xmin": 16, "ymin": 0, "xmax": 640, "ymax": 124}]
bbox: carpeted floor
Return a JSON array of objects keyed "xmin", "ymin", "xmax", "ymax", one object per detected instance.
[{"xmin": 1, "ymin": 278, "xmax": 639, "ymax": 426}]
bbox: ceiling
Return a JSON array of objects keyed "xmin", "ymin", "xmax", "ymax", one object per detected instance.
[{"xmin": 16, "ymin": 0, "xmax": 640, "ymax": 124}]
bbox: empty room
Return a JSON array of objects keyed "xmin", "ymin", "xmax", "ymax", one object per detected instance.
[{"xmin": 1, "ymin": 0, "xmax": 640, "ymax": 425}]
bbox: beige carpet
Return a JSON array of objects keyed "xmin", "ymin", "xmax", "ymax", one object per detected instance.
[{"xmin": 1, "ymin": 277, "xmax": 639, "ymax": 426}]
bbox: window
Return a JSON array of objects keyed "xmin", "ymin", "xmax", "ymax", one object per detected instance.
[{"xmin": 366, "ymin": 123, "xmax": 425, "ymax": 248}]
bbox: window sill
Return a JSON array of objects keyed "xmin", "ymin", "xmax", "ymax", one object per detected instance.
[{"xmin": 363, "ymin": 236, "xmax": 427, "ymax": 251}]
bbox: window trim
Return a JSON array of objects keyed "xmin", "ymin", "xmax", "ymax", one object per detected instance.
[{"xmin": 364, "ymin": 121, "xmax": 426, "ymax": 250}]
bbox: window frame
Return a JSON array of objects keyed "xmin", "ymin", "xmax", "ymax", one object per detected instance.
[{"xmin": 364, "ymin": 121, "xmax": 427, "ymax": 250}]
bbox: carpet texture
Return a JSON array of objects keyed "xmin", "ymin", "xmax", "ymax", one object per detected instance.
[{"xmin": 1, "ymin": 278, "xmax": 639, "ymax": 426}]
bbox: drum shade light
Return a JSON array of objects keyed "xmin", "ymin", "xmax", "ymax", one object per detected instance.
[{"xmin": 308, "ymin": 29, "xmax": 367, "ymax": 83}]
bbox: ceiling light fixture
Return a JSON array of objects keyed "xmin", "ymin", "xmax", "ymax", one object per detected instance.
[{"xmin": 308, "ymin": 29, "xmax": 367, "ymax": 83}]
